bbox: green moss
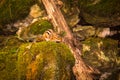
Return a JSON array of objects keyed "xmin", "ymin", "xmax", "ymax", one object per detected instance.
[
  {"xmin": 0, "ymin": 0, "xmax": 37, "ymax": 25},
  {"xmin": 29, "ymin": 20, "xmax": 53, "ymax": 35},
  {"xmin": 18, "ymin": 41, "xmax": 75, "ymax": 80},
  {"xmin": 79, "ymin": 0, "xmax": 120, "ymax": 17},
  {"xmin": 0, "ymin": 36, "xmax": 23, "ymax": 80}
]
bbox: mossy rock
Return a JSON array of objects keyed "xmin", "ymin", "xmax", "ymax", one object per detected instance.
[
  {"xmin": 0, "ymin": 37, "xmax": 75, "ymax": 80},
  {"xmin": 0, "ymin": 36, "xmax": 23, "ymax": 80},
  {"xmin": 0, "ymin": 0, "xmax": 37, "ymax": 25},
  {"xmin": 17, "ymin": 41, "xmax": 75, "ymax": 80},
  {"xmin": 81, "ymin": 37, "xmax": 120, "ymax": 79},
  {"xmin": 78, "ymin": 0, "xmax": 120, "ymax": 27},
  {"xmin": 29, "ymin": 20, "xmax": 53, "ymax": 35},
  {"xmin": 82, "ymin": 38, "xmax": 119, "ymax": 71}
]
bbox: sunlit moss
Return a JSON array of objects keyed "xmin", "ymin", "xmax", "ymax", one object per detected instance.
[{"xmin": 18, "ymin": 41, "xmax": 75, "ymax": 80}]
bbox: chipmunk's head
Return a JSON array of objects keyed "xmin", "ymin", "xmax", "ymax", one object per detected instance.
[{"xmin": 42, "ymin": 29, "xmax": 62, "ymax": 42}]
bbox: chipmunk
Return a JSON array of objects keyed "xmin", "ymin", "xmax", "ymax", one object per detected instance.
[
  {"xmin": 35, "ymin": 29, "xmax": 63, "ymax": 42},
  {"xmin": 17, "ymin": 28, "xmax": 62, "ymax": 42}
]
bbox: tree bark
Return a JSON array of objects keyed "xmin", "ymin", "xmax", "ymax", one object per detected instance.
[{"xmin": 41, "ymin": 0, "xmax": 99, "ymax": 80}]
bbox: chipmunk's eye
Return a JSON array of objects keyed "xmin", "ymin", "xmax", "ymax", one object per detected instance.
[
  {"xmin": 29, "ymin": 38, "xmax": 35, "ymax": 42},
  {"xmin": 56, "ymin": 41, "xmax": 60, "ymax": 43}
]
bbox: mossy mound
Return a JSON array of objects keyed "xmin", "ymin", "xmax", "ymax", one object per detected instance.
[
  {"xmin": 78, "ymin": 0, "xmax": 120, "ymax": 27},
  {"xmin": 0, "ymin": 36, "xmax": 23, "ymax": 80},
  {"xmin": 0, "ymin": 0, "xmax": 37, "ymax": 25},
  {"xmin": 82, "ymin": 38, "xmax": 119, "ymax": 71},
  {"xmin": 79, "ymin": 0, "xmax": 120, "ymax": 17},
  {"xmin": 18, "ymin": 41, "xmax": 75, "ymax": 80},
  {"xmin": 29, "ymin": 20, "xmax": 53, "ymax": 35},
  {"xmin": 0, "ymin": 36, "xmax": 75, "ymax": 80}
]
